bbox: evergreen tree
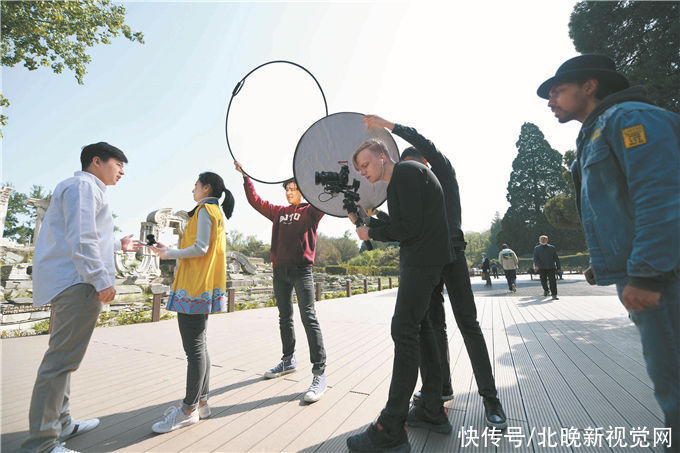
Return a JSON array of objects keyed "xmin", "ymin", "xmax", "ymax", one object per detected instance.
[
  {"xmin": 497, "ymin": 123, "xmax": 570, "ymax": 254},
  {"xmin": 569, "ymin": 1, "xmax": 679, "ymax": 113},
  {"xmin": 544, "ymin": 150, "xmax": 583, "ymax": 231},
  {"xmin": 486, "ymin": 211, "xmax": 503, "ymax": 258}
]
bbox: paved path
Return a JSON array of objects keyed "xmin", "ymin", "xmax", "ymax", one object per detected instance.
[{"xmin": 2, "ymin": 275, "xmax": 666, "ymax": 452}]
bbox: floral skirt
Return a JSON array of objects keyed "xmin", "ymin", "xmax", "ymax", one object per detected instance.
[{"xmin": 166, "ymin": 287, "xmax": 226, "ymax": 314}]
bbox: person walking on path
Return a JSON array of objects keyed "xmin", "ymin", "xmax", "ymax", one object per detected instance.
[
  {"xmin": 533, "ymin": 235, "xmax": 561, "ymax": 299},
  {"xmin": 22, "ymin": 143, "xmax": 140, "ymax": 453},
  {"xmin": 481, "ymin": 254, "xmax": 492, "ymax": 287},
  {"xmin": 498, "ymin": 243, "xmax": 519, "ymax": 292},
  {"xmin": 235, "ymin": 161, "xmax": 328, "ymax": 403},
  {"xmin": 490, "ymin": 260, "xmax": 499, "ymax": 279},
  {"xmin": 149, "ymin": 172, "xmax": 234, "ymax": 434},
  {"xmin": 538, "ymin": 53, "xmax": 679, "ymax": 450},
  {"xmin": 359, "ymin": 115, "xmax": 507, "ymax": 436}
]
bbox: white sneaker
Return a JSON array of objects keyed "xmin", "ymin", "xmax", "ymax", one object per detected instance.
[
  {"xmin": 49, "ymin": 442, "xmax": 79, "ymax": 453},
  {"xmin": 198, "ymin": 403, "xmax": 211, "ymax": 419},
  {"xmin": 151, "ymin": 406, "xmax": 199, "ymax": 433},
  {"xmin": 59, "ymin": 418, "xmax": 100, "ymax": 440},
  {"xmin": 303, "ymin": 373, "xmax": 327, "ymax": 403}
]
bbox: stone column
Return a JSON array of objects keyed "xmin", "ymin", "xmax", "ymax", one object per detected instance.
[
  {"xmin": 0, "ymin": 187, "xmax": 13, "ymax": 238},
  {"xmin": 26, "ymin": 197, "xmax": 51, "ymax": 245}
]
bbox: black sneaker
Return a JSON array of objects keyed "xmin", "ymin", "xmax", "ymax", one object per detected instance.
[
  {"xmin": 347, "ymin": 422, "xmax": 411, "ymax": 452},
  {"xmin": 407, "ymin": 405, "xmax": 452, "ymax": 434},
  {"xmin": 483, "ymin": 397, "xmax": 508, "ymax": 430},
  {"xmin": 543, "ymin": 290, "xmax": 549, "ymax": 296},
  {"xmin": 552, "ymin": 295, "xmax": 559, "ymax": 300}
]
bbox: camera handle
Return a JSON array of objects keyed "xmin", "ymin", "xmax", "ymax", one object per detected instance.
[{"xmin": 353, "ymin": 216, "xmax": 374, "ymax": 251}]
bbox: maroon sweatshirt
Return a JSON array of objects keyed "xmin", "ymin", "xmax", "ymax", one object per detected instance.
[{"xmin": 243, "ymin": 176, "xmax": 324, "ymax": 268}]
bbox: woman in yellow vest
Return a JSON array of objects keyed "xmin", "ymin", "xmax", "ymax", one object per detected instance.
[{"xmin": 148, "ymin": 172, "xmax": 234, "ymax": 433}]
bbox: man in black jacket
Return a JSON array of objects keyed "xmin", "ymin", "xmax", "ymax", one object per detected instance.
[
  {"xmin": 533, "ymin": 235, "xmax": 561, "ymax": 300},
  {"xmin": 361, "ymin": 115, "xmax": 507, "ymax": 432},
  {"xmin": 346, "ymin": 138, "xmax": 453, "ymax": 452}
]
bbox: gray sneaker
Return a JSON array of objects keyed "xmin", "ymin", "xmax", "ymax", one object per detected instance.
[
  {"xmin": 151, "ymin": 406, "xmax": 199, "ymax": 433},
  {"xmin": 264, "ymin": 356, "xmax": 297, "ymax": 379},
  {"xmin": 198, "ymin": 403, "xmax": 211, "ymax": 419},
  {"xmin": 303, "ymin": 373, "xmax": 327, "ymax": 403}
]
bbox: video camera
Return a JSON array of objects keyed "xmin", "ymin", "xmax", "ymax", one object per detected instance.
[{"xmin": 315, "ymin": 161, "xmax": 373, "ymax": 250}]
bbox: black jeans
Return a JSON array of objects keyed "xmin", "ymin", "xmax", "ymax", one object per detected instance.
[
  {"xmin": 379, "ymin": 264, "xmax": 444, "ymax": 431},
  {"xmin": 177, "ymin": 313, "xmax": 210, "ymax": 412},
  {"xmin": 422, "ymin": 250, "xmax": 498, "ymax": 399},
  {"xmin": 504, "ymin": 269, "xmax": 517, "ymax": 290},
  {"xmin": 273, "ymin": 265, "xmax": 326, "ymax": 374},
  {"xmin": 539, "ymin": 269, "xmax": 558, "ymax": 295},
  {"xmin": 420, "ymin": 280, "xmax": 452, "ymax": 396}
]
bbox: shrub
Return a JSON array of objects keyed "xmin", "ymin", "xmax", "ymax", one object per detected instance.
[{"xmin": 325, "ymin": 266, "xmax": 347, "ymax": 275}]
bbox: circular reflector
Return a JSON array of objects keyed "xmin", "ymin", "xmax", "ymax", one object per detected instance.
[
  {"xmin": 293, "ymin": 112, "xmax": 399, "ymax": 218},
  {"xmin": 225, "ymin": 61, "xmax": 328, "ymax": 184}
]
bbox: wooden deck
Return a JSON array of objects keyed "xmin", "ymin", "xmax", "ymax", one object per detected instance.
[{"xmin": 1, "ymin": 276, "xmax": 665, "ymax": 452}]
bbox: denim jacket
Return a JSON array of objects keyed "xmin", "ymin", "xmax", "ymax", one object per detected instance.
[{"xmin": 572, "ymin": 87, "xmax": 680, "ymax": 288}]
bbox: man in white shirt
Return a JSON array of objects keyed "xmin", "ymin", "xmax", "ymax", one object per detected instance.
[
  {"xmin": 498, "ymin": 243, "xmax": 519, "ymax": 292},
  {"xmin": 22, "ymin": 142, "xmax": 140, "ymax": 453}
]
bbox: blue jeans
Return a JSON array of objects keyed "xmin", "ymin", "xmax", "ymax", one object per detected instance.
[
  {"xmin": 616, "ymin": 275, "xmax": 679, "ymax": 450},
  {"xmin": 273, "ymin": 265, "xmax": 326, "ymax": 374}
]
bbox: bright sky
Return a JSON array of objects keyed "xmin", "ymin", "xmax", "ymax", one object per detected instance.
[{"xmin": 1, "ymin": 0, "xmax": 583, "ymax": 244}]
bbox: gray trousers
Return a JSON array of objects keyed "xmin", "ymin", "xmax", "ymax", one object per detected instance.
[{"xmin": 21, "ymin": 283, "xmax": 102, "ymax": 453}]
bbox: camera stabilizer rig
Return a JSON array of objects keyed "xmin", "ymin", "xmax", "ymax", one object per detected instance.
[{"xmin": 315, "ymin": 162, "xmax": 373, "ymax": 251}]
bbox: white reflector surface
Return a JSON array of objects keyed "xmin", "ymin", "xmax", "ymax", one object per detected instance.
[{"xmin": 226, "ymin": 61, "xmax": 328, "ymax": 183}]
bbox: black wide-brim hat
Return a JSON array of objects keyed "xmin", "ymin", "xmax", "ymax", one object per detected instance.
[{"xmin": 537, "ymin": 54, "xmax": 629, "ymax": 99}]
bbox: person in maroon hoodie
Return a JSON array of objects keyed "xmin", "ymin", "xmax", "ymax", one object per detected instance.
[{"xmin": 234, "ymin": 161, "xmax": 327, "ymax": 403}]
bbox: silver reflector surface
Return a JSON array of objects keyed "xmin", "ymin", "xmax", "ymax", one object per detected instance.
[{"xmin": 293, "ymin": 112, "xmax": 399, "ymax": 217}]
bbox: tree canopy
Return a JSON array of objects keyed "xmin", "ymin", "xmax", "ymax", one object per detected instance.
[
  {"xmin": 544, "ymin": 150, "xmax": 583, "ymax": 231},
  {"xmin": 1, "ymin": 0, "xmax": 144, "ymax": 84},
  {"xmin": 0, "ymin": 0, "xmax": 144, "ymax": 134},
  {"xmin": 497, "ymin": 123, "xmax": 586, "ymax": 254},
  {"xmin": 316, "ymin": 231, "xmax": 360, "ymax": 266},
  {"xmin": 569, "ymin": 1, "xmax": 679, "ymax": 113}
]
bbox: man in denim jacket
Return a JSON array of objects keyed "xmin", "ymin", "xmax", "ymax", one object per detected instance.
[{"xmin": 538, "ymin": 54, "xmax": 679, "ymax": 450}]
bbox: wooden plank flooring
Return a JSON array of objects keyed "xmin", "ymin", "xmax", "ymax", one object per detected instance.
[{"xmin": 1, "ymin": 275, "xmax": 666, "ymax": 452}]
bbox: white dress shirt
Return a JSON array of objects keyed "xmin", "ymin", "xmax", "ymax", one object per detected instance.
[{"xmin": 32, "ymin": 171, "xmax": 120, "ymax": 307}]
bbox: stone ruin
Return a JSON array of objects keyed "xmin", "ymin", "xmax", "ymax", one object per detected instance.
[
  {"xmin": 0, "ymin": 188, "xmax": 382, "ymax": 335},
  {"xmin": 0, "ymin": 192, "xmax": 273, "ymax": 334}
]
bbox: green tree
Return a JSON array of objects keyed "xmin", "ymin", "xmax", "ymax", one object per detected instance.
[
  {"xmin": 1, "ymin": 0, "xmax": 144, "ymax": 134},
  {"xmin": 497, "ymin": 123, "xmax": 569, "ymax": 254},
  {"xmin": 3, "ymin": 184, "xmax": 49, "ymax": 244},
  {"xmin": 544, "ymin": 150, "xmax": 583, "ymax": 231},
  {"xmin": 486, "ymin": 211, "xmax": 503, "ymax": 258},
  {"xmin": 316, "ymin": 233, "xmax": 342, "ymax": 266},
  {"xmin": 333, "ymin": 231, "xmax": 360, "ymax": 262},
  {"xmin": 226, "ymin": 231, "xmax": 270, "ymax": 261},
  {"xmin": 464, "ymin": 230, "xmax": 491, "ymax": 266},
  {"xmin": 569, "ymin": 1, "xmax": 679, "ymax": 113}
]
